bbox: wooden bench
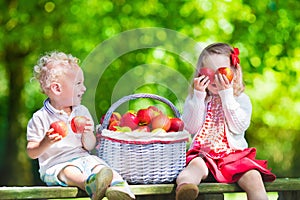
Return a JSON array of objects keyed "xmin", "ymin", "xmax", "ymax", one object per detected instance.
[{"xmin": 0, "ymin": 178, "xmax": 299, "ymax": 200}]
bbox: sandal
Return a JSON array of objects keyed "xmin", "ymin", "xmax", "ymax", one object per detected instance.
[
  {"xmin": 176, "ymin": 183, "xmax": 199, "ymax": 200},
  {"xmin": 85, "ymin": 167, "xmax": 113, "ymax": 200},
  {"xmin": 105, "ymin": 180, "xmax": 135, "ymax": 200}
]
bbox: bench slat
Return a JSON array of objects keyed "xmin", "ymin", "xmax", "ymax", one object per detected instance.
[
  {"xmin": 0, "ymin": 186, "xmax": 86, "ymax": 199},
  {"xmin": 0, "ymin": 178, "xmax": 299, "ymax": 199},
  {"xmin": 131, "ymin": 178, "xmax": 300, "ymax": 194}
]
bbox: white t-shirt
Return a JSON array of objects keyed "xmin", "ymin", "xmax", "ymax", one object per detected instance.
[{"xmin": 27, "ymin": 98, "xmax": 95, "ymax": 175}]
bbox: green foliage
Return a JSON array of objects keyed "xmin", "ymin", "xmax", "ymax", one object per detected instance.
[{"xmin": 0, "ymin": 0, "xmax": 300, "ymax": 185}]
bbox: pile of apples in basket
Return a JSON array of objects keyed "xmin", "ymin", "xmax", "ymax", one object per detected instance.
[{"xmin": 101, "ymin": 106, "xmax": 184, "ymax": 133}]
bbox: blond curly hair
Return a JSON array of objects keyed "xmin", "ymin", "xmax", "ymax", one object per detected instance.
[{"xmin": 33, "ymin": 51, "xmax": 79, "ymax": 94}]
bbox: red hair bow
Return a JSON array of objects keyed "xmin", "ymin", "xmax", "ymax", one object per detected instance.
[{"xmin": 231, "ymin": 47, "xmax": 240, "ymax": 67}]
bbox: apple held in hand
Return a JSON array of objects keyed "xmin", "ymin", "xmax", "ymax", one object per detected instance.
[
  {"xmin": 217, "ymin": 67, "xmax": 234, "ymax": 82},
  {"xmin": 71, "ymin": 116, "xmax": 88, "ymax": 133},
  {"xmin": 151, "ymin": 114, "xmax": 171, "ymax": 131},
  {"xmin": 50, "ymin": 121, "xmax": 68, "ymax": 138},
  {"xmin": 119, "ymin": 112, "xmax": 139, "ymax": 130},
  {"xmin": 199, "ymin": 67, "xmax": 215, "ymax": 82}
]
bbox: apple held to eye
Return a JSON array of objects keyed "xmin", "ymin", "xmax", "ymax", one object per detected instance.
[
  {"xmin": 199, "ymin": 67, "xmax": 234, "ymax": 83},
  {"xmin": 71, "ymin": 116, "xmax": 88, "ymax": 133},
  {"xmin": 199, "ymin": 67, "xmax": 215, "ymax": 82},
  {"xmin": 50, "ymin": 121, "xmax": 68, "ymax": 138},
  {"xmin": 217, "ymin": 67, "xmax": 234, "ymax": 82}
]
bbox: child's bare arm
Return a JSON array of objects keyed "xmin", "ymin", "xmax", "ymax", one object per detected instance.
[
  {"xmin": 27, "ymin": 128, "xmax": 62, "ymax": 159},
  {"xmin": 81, "ymin": 118, "xmax": 96, "ymax": 151}
]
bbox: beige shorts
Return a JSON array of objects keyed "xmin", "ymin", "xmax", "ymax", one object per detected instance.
[{"xmin": 42, "ymin": 155, "xmax": 108, "ymax": 186}]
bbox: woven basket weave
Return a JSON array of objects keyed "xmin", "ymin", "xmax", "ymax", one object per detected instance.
[{"xmin": 96, "ymin": 93, "xmax": 189, "ymax": 184}]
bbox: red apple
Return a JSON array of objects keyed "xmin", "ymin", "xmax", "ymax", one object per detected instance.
[
  {"xmin": 50, "ymin": 121, "xmax": 68, "ymax": 138},
  {"xmin": 108, "ymin": 120, "xmax": 120, "ymax": 131},
  {"xmin": 199, "ymin": 67, "xmax": 215, "ymax": 82},
  {"xmin": 134, "ymin": 125, "xmax": 151, "ymax": 132},
  {"xmin": 71, "ymin": 116, "xmax": 88, "ymax": 133},
  {"xmin": 168, "ymin": 118, "xmax": 184, "ymax": 132},
  {"xmin": 137, "ymin": 108, "xmax": 152, "ymax": 125},
  {"xmin": 119, "ymin": 112, "xmax": 139, "ymax": 130},
  {"xmin": 151, "ymin": 114, "xmax": 171, "ymax": 131},
  {"xmin": 147, "ymin": 106, "xmax": 161, "ymax": 119},
  {"xmin": 111, "ymin": 112, "xmax": 121, "ymax": 122},
  {"xmin": 217, "ymin": 67, "xmax": 234, "ymax": 82},
  {"xmin": 100, "ymin": 112, "xmax": 121, "ymax": 124}
]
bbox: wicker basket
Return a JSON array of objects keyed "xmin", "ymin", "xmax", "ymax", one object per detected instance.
[{"xmin": 96, "ymin": 93, "xmax": 189, "ymax": 184}]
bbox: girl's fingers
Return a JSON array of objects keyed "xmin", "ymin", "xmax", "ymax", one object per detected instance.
[{"xmin": 194, "ymin": 76, "xmax": 210, "ymax": 91}]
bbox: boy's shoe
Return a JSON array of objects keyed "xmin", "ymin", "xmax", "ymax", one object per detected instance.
[
  {"xmin": 105, "ymin": 180, "xmax": 135, "ymax": 200},
  {"xmin": 85, "ymin": 167, "xmax": 113, "ymax": 200},
  {"xmin": 176, "ymin": 183, "xmax": 199, "ymax": 200}
]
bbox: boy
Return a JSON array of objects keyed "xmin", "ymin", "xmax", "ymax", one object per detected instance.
[{"xmin": 26, "ymin": 51, "xmax": 135, "ymax": 200}]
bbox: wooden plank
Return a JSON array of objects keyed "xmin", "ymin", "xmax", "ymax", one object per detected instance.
[
  {"xmin": 130, "ymin": 178, "xmax": 300, "ymax": 195},
  {"xmin": 130, "ymin": 184, "xmax": 175, "ymax": 195},
  {"xmin": 197, "ymin": 194, "xmax": 224, "ymax": 200},
  {"xmin": 278, "ymin": 191, "xmax": 300, "ymax": 200},
  {"xmin": 0, "ymin": 178, "xmax": 300, "ymax": 199},
  {"xmin": 265, "ymin": 178, "xmax": 300, "ymax": 191},
  {"xmin": 0, "ymin": 186, "xmax": 86, "ymax": 199}
]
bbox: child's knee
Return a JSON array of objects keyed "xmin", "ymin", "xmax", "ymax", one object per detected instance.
[
  {"xmin": 190, "ymin": 157, "xmax": 209, "ymax": 175},
  {"xmin": 242, "ymin": 169, "xmax": 263, "ymax": 182}
]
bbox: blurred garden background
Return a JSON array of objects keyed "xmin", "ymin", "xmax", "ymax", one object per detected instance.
[{"xmin": 0, "ymin": 0, "xmax": 300, "ymax": 188}]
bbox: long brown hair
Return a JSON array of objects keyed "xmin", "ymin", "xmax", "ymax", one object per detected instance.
[{"xmin": 191, "ymin": 43, "xmax": 245, "ymax": 97}]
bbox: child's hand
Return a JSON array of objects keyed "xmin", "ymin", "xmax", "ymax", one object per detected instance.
[
  {"xmin": 194, "ymin": 75, "xmax": 210, "ymax": 92},
  {"xmin": 214, "ymin": 73, "xmax": 232, "ymax": 91},
  {"xmin": 81, "ymin": 118, "xmax": 96, "ymax": 151},
  {"xmin": 45, "ymin": 128, "xmax": 63, "ymax": 143},
  {"xmin": 82, "ymin": 118, "xmax": 93, "ymax": 134}
]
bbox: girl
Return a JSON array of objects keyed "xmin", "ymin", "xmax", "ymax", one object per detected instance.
[
  {"xmin": 27, "ymin": 51, "xmax": 135, "ymax": 200},
  {"xmin": 175, "ymin": 43, "xmax": 275, "ymax": 200}
]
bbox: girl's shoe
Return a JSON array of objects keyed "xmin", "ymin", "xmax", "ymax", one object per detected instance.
[
  {"xmin": 85, "ymin": 167, "xmax": 113, "ymax": 200},
  {"xmin": 105, "ymin": 180, "xmax": 135, "ymax": 200},
  {"xmin": 176, "ymin": 183, "xmax": 199, "ymax": 200}
]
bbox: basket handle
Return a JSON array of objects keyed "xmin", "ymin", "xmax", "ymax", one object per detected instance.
[{"xmin": 98, "ymin": 93, "xmax": 181, "ymax": 132}]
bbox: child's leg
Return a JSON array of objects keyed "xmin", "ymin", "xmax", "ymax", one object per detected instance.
[
  {"xmin": 175, "ymin": 157, "xmax": 209, "ymax": 200},
  {"xmin": 85, "ymin": 166, "xmax": 113, "ymax": 200},
  {"xmin": 58, "ymin": 165, "xmax": 86, "ymax": 190},
  {"xmin": 105, "ymin": 169, "xmax": 135, "ymax": 200},
  {"xmin": 59, "ymin": 165, "xmax": 113, "ymax": 200},
  {"xmin": 91, "ymin": 164, "xmax": 135, "ymax": 200},
  {"xmin": 176, "ymin": 157, "xmax": 209, "ymax": 186},
  {"xmin": 237, "ymin": 169, "xmax": 268, "ymax": 200}
]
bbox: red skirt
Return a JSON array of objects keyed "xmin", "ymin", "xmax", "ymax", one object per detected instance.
[{"xmin": 186, "ymin": 147, "xmax": 276, "ymax": 183}]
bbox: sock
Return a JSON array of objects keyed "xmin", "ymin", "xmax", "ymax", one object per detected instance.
[{"xmin": 85, "ymin": 173, "xmax": 96, "ymax": 197}]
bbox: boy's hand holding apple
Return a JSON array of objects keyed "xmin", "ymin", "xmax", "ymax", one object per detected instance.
[{"xmin": 71, "ymin": 116, "xmax": 92, "ymax": 133}]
